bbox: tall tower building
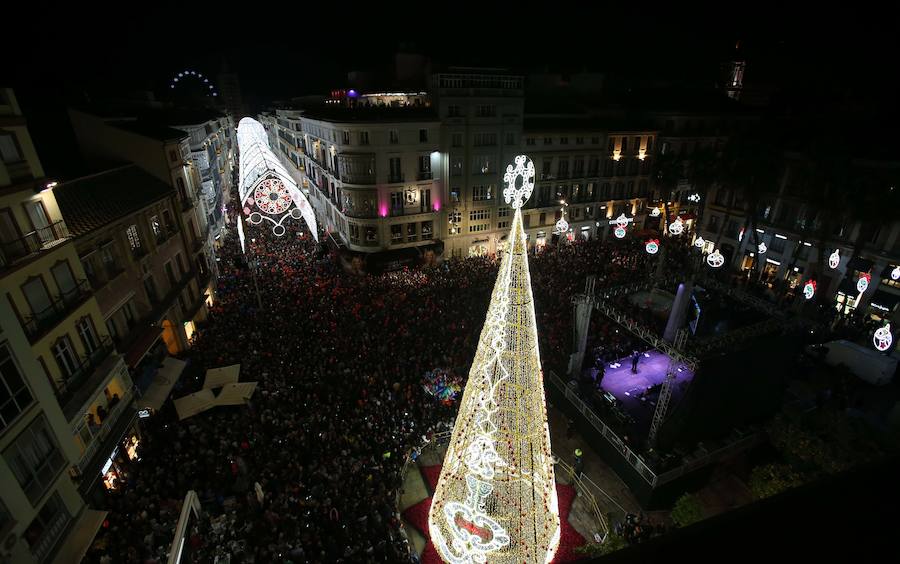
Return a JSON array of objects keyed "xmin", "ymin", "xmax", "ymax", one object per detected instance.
[
  {"xmin": 428, "ymin": 156, "xmax": 560, "ymax": 563},
  {"xmin": 218, "ymin": 62, "xmax": 246, "ymax": 120}
]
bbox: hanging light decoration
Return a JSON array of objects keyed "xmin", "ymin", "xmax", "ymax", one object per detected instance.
[
  {"xmin": 758, "ymin": 242, "xmax": 767, "ymax": 254},
  {"xmin": 650, "ymin": 206, "xmax": 661, "ymax": 217},
  {"xmin": 555, "ymin": 217, "xmax": 569, "ymax": 234},
  {"xmin": 694, "ymin": 236, "xmax": 706, "ymax": 249},
  {"xmin": 707, "ymin": 249, "xmax": 725, "ymax": 268},
  {"xmin": 857, "ymin": 272, "xmax": 871, "ymax": 294},
  {"xmin": 429, "ymin": 155, "xmax": 560, "ymax": 564},
  {"xmin": 803, "ymin": 279, "xmax": 816, "ymax": 300},
  {"xmin": 614, "ymin": 225, "xmax": 627, "ymax": 239},
  {"xmin": 874, "ymin": 323, "xmax": 893, "ymax": 352},
  {"xmin": 668, "ymin": 217, "xmax": 684, "ymax": 236},
  {"xmin": 828, "ymin": 249, "xmax": 841, "ymax": 269},
  {"xmin": 645, "ymin": 239, "xmax": 660, "ymax": 254},
  {"xmin": 892, "ymin": 266, "xmax": 900, "ymax": 281}
]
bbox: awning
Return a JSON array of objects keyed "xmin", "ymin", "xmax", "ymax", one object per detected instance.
[
  {"xmin": 174, "ymin": 389, "xmax": 217, "ymax": 420},
  {"xmin": 869, "ymin": 289, "xmax": 900, "ymax": 312},
  {"xmin": 137, "ymin": 357, "xmax": 187, "ymax": 411},
  {"xmin": 51, "ymin": 508, "xmax": 108, "ymax": 564},
  {"xmin": 124, "ymin": 325, "xmax": 163, "ymax": 369},
  {"xmin": 846, "ymin": 256, "xmax": 874, "ymax": 273},
  {"xmin": 203, "ymin": 364, "xmax": 241, "ymax": 389}
]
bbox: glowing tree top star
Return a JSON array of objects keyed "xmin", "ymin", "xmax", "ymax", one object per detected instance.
[{"xmin": 429, "ymin": 155, "xmax": 560, "ymax": 564}]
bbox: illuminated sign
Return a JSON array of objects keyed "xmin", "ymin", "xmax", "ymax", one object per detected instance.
[
  {"xmin": 608, "ymin": 213, "xmax": 634, "ymax": 227},
  {"xmin": 688, "ymin": 193, "xmax": 701, "ymax": 202},
  {"xmin": 874, "ymin": 323, "xmax": 893, "ymax": 352},
  {"xmin": 892, "ymin": 266, "xmax": 900, "ymax": 281},
  {"xmin": 758, "ymin": 242, "xmax": 767, "ymax": 254}
]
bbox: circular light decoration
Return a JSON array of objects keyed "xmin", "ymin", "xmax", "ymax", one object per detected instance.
[
  {"xmin": 502, "ymin": 155, "xmax": 535, "ymax": 209},
  {"xmin": 694, "ymin": 236, "xmax": 706, "ymax": 249},
  {"xmin": 668, "ymin": 217, "xmax": 684, "ymax": 236},
  {"xmin": 874, "ymin": 323, "xmax": 893, "ymax": 352},
  {"xmin": 828, "ymin": 249, "xmax": 840, "ymax": 269},
  {"xmin": 758, "ymin": 242, "xmax": 767, "ymax": 254},
  {"xmin": 645, "ymin": 239, "xmax": 660, "ymax": 254},
  {"xmin": 614, "ymin": 226, "xmax": 627, "ymax": 239},
  {"xmin": 555, "ymin": 217, "xmax": 569, "ymax": 234},
  {"xmin": 707, "ymin": 249, "xmax": 725, "ymax": 268},
  {"xmin": 169, "ymin": 69, "xmax": 219, "ymax": 98},
  {"xmin": 892, "ymin": 266, "xmax": 900, "ymax": 281},
  {"xmin": 688, "ymin": 193, "xmax": 701, "ymax": 202},
  {"xmin": 613, "ymin": 214, "xmax": 630, "ymax": 227},
  {"xmin": 650, "ymin": 207, "xmax": 661, "ymax": 217},
  {"xmin": 253, "ymin": 178, "xmax": 292, "ymax": 215},
  {"xmin": 803, "ymin": 279, "xmax": 816, "ymax": 300},
  {"xmin": 857, "ymin": 272, "xmax": 871, "ymax": 294}
]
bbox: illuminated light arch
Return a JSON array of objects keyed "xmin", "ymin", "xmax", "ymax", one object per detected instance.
[
  {"xmin": 169, "ymin": 69, "xmax": 219, "ymax": 97},
  {"xmin": 237, "ymin": 118, "xmax": 318, "ymax": 240}
]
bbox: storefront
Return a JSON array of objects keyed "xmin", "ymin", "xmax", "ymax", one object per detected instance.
[
  {"xmin": 101, "ymin": 431, "xmax": 142, "ymax": 492},
  {"xmin": 868, "ymin": 289, "xmax": 900, "ymax": 321},
  {"xmin": 834, "ymin": 278, "xmax": 861, "ymax": 315}
]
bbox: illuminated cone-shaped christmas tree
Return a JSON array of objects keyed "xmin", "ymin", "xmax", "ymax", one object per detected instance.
[{"xmin": 429, "ymin": 156, "xmax": 560, "ymax": 563}]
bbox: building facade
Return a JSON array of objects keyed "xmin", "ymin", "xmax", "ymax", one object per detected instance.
[{"xmin": 0, "ymin": 88, "xmax": 113, "ymax": 564}]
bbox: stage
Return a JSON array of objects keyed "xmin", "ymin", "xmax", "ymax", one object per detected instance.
[{"xmin": 584, "ymin": 350, "xmax": 695, "ymax": 436}]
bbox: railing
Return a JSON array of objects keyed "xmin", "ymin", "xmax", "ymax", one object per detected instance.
[
  {"xmin": 75, "ymin": 391, "xmax": 132, "ymax": 473},
  {"xmin": 556, "ymin": 456, "xmax": 613, "ymax": 534},
  {"xmin": 23, "ymin": 279, "xmax": 93, "ymax": 342},
  {"xmin": 0, "ymin": 220, "xmax": 70, "ymax": 267},
  {"xmin": 4, "ymin": 159, "xmax": 32, "ymax": 181},
  {"xmin": 417, "ymin": 171, "xmax": 433, "ymax": 181},
  {"xmin": 30, "ymin": 504, "xmax": 70, "ymax": 562},
  {"xmin": 56, "ymin": 335, "xmax": 116, "ymax": 417}
]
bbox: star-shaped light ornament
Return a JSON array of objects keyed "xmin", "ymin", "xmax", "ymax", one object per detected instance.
[{"xmin": 503, "ymin": 155, "xmax": 535, "ymax": 209}]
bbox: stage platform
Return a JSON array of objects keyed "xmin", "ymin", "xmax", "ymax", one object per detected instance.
[{"xmin": 583, "ymin": 350, "xmax": 695, "ymax": 437}]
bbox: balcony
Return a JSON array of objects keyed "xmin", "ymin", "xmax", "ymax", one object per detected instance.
[
  {"xmin": 4, "ymin": 159, "xmax": 32, "ymax": 181},
  {"xmin": 388, "ymin": 173, "xmax": 405, "ymax": 184},
  {"xmin": 57, "ymin": 335, "xmax": 118, "ymax": 421},
  {"xmin": 0, "ymin": 220, "xmax": 70, "ymax": 269},
  {"xmin": 417, "ymin": 171, "xmax": 433, "ymax": 181},
  {"xmin": 76, "ymin": 397, "xmax": 137, "ymax": 497},
  {"xmin": 75, "ymin": 392, "xmax": 133, "ymax": 475},
  {"xmin": 23, "ymin": 279, "xmax": 93, "ymax": 342}
]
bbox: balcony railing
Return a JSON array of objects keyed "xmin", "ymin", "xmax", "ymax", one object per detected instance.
[
  {"xmin": 56, "ymin": 335, "xmax": 117, "ymax": 419},
  {"xmin": 417, "ymin": 171, "xmax": 433, "ymax": 181},
  {"xmin": 0, "ymin": 220, "xmax": 70, "ymax": 268},
  {"xmin": 4, "ymin": 159, "xmax": 32, "ymax": 181},
  {"xmin": 75, "ymin": 390, "xmax": 133, "ymax": 473},
  {"xmin": 23, "ymin": 279, "xmax": 93, "ymax": 342}
]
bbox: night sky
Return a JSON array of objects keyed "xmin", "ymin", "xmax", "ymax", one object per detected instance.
[{"xmin": 7, "ymin": 10, "xmax": 899, "ymax": 177}]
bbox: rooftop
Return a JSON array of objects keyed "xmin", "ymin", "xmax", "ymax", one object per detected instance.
[
  {"xmin": 300, "ymin": 104, "xmax": 439, "ymax": 123},
  {"xmin": 109, "ymin": 120, "xmax": 189, "ymax": 142},
  {"xmin": 54, "ymin": 165, "xmax": 175, "ymax": 237}
]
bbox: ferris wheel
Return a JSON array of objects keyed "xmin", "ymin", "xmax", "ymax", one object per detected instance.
[{"xmin": 168, "ymin": 69, "xmax": 219, "ymax": 98}]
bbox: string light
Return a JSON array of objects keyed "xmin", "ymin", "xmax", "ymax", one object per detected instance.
[{"xmin": 429, "ymin": 155, "xmax": 560, "ymax": 564}]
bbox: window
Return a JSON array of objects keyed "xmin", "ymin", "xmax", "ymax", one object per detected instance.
[
  {"xmin": 169, "ymin": 150, "xmax": 178, "ymax": 162},
  {"xmin": 0, "ymin": 132, "xmax": 23, "ymax": 163},
  {"xmin": 498, "ymin": 207, "xmax": 510, "ymax": 218},
  {"xmin": 390, "ymin": 191, "xmax": 404, "ymax": 212},
  {"xmin": 389, "ymin": 157, "xmax": 402, "ymax": 182},
  {"xmin": 76, "ymin": 317, "xmax": 99, "ymax": 354},
  {"xmin": 106, "ymin": 318, "xmax": 119, "ymax": 342},
  {"xmin": 469, "ymin": 224, "xmax": 488, "ymax": 233},
  {"xmin": 358, "ymin": 131, "xmax": 369, "ymax": 145},
  {"xmin": 52, "ymin": 335, "xmax": 78, "ymax": 379},
  {"xmin": 447, "ymin": 105, "xmax": 462, "ymax": 117},
  {"xmin": 544, "ymin": 137, "xmax": 553, "ymax": 145},
  {"xmin": 342, "ymin": 131, "xmax": 350, "ymax": 144},
  {"xmin": 504, "ymin": 132, "xmax": 515, "ymax": 146},
  {"xmin": 419, "ymin": 129, "xmax": 428, "ymax": 143},
  {"xmin": 472, "ymin": 185, "xmax": 493, "ymax": 202},
  {"xmin": 707, "ymin": 215, "xmax": 720, "ymax": 232},
  {"xmin": 0, "ymin": 342, "xmax": 33, "ymax": 432},
  {"xmin": 176, "ymin": 253, "xmax": 186, "ymax": 278},
  {"xmin": 560, "ymin": 137, "xmax": 569, "ymax": 145},
  {"xmin": 573, "ymin": 158, "xmax": 585, "ymax": 176},
  {"xmin": 591, "ymin": 137, "xmax": 599, "ymax": 144},
  {"xmin": 498, "ymin": 221, "xmax": 510, "ymax": 229},
  {"xmin": 22, "ymin": 277, "xmax": 52, "ymax": 322},
  {"xmin": 526, "ymin": 138, "xmax": 536, "ymax": 146},
  {"xmin": 176, "ymin": 177, "xmax": 187, "ymax": 201},
  {"xmin": 51, "ymin": 260, "xmax": 76, "ymax": 301},
  {"xmin": 539, "ymin": 212, "xmax": 547, "ymax": 225},
  {"xmin": 144, "ymin": 275, "xmax": 158, "ymax": 303},
  {"xmin": 4, "ymin": 416, "xmax": 66, "ymax": 504},
  {"xmin": 470, "ymin": 209, "xmax": 491, "ymax": 221},
  {"xmin": 450, "ymin": 187, "xmax": 460, "ymax": 203},
  {"xmin": 391, "ymin": 224, "xmax": 402, "ymax": 240},
  {"xmin": 473, "ymin": 155, "xmax": 493, "ymax": 174},
  {"xmin": 165, "ymin": 261, "xmax": 177, "ymax": 287},
  {"xmin": 126, "ymin": 225, "xmax": 141, "ymax": 251},
  {"xmin": 452, "ymin": 133, "xmax": 463, "ymax": 147},
  {"xmin": 607, "ymin": 138, "xmax": 615, "ymax": 153},
  {"xmin": 473, "ymin": 133, "xmax": 497, "ymax": 146},
  {"xmin": 418, "ymin": 155, "xmax": 431, "ymax": 176},
  {"xmin": 770, "ymin": 237, "xmax": 786, "ymax": 253},
  {"xmin": 542, "ymin": 159, "xmax": 552, "ymax": 177},
  {"xmin": 576, "ymin": 137, "xmax": 584, "ymax": 145},
  {"xmin": 450, "ymin": 157, "xmax": 463, "ymax": 176},
  {"xmin": 449, "ymin": 211, "xmax": 462, "ymax": 223},
  {"xmin": 162, "ymin": 209, "xmax": 174, "ymax": 233},
  {"xmin": 557, "ymin": 159, "xmax": 569, "ymax": 178},
  {"xmin": 24, "ymin": 492, "xmax": 70, "ymax": 560},
  {"xmin": 601, "ymin": 183, "xmax": 611, "ymax": 199},
  {"xmin": 422, "ymin": 221, "xmax": 433, "ymax": 239},
  {"xmin": 476, "ymin": 105, "xmax": 496, "ymax": 117},
  {"xmin": 349, "ymin": 224, "xmax": 360, "ymax": 242},
  {"xmin": 150, "ymin": 215, "xmax": 162, "ymax": 239}
]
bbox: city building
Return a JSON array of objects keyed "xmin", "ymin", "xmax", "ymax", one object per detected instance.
[
  {"xmin": 272, "ymin": 101, "xmax": 444, "ymax": 271},
  {"xmin": 0, "ymin": 88, "xmax": 115, "ymax": 564},
  {"xmin": 217, "ymin": 65, "xmax": 246, "ymax": 120},
  {"xmin": 67, "ymin": 109, "xmax": 217, "ymax": 312}
]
